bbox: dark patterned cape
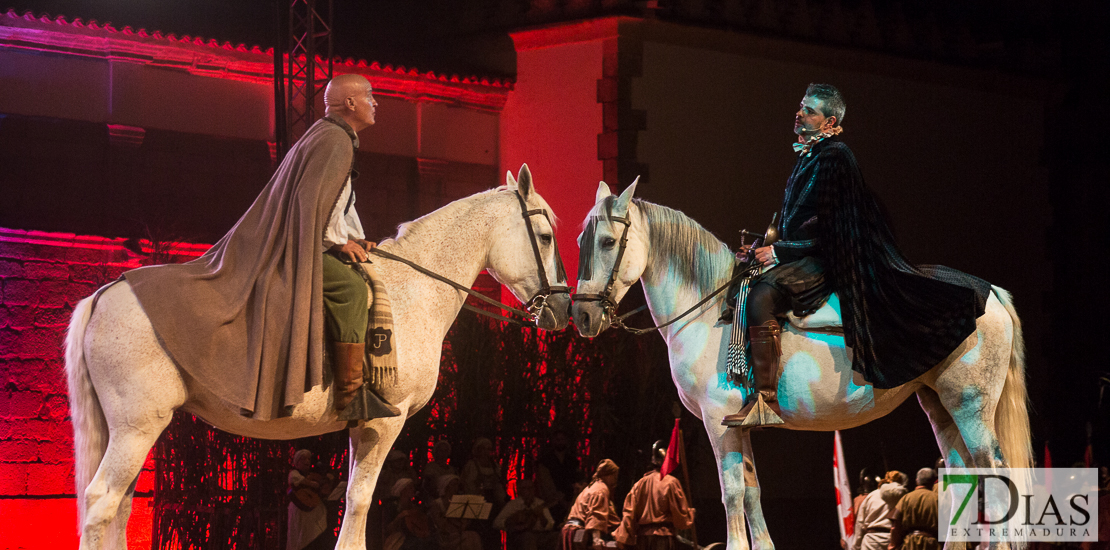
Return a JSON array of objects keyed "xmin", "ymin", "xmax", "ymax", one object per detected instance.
[
  {"xmin": 124, "ymin": 117, "xmax": 357, "ymax": 419},
  {"xmin": 808, "ymin": 138, "xmax": 986, "ymax": 388}
]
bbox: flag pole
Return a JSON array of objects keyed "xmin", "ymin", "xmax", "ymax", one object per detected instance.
[
  {"xmin": 677, "ymin": 424, "xmax": 699, "ymax": 548},
  {"xmin": 833, "ymin": 430, "xmax": 856, "ymax": 550},
  {"xmin": 672, "ymin": 403, "xmax": 699, "ymax": 548}
]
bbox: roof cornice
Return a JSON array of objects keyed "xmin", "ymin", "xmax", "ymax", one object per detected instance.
[{"xmin": 0, "ymin": 9, "xmax": 513, "ymax": 112}]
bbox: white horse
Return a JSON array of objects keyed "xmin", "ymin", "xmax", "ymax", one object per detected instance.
[
  {"xmin": 65, "ymin": 165, "xmax": 570, "ymax": 550},
  {"xmin": 570, "ymin": 181, "xmax": 1031, "ymax": 550}
]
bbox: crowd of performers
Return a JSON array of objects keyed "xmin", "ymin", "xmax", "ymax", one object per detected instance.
[
  {"xmin": 287, "ymin": 444, "xmax": 1110, "ymax": 550},
  {"xmin": 847, "ymin": 465, "xmax": 1110, "ymax": 550},
  {"xmin": 848, "ymin": 467, "xmax": 941, "ymax": 550},
  {"xmin": 284, "ymin": 433, "xmax": 695, "ymax": 550}
]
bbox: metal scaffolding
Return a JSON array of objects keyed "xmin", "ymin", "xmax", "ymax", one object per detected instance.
[{"xmin": 285, "ymin": 0, "xmax": 333, "ymax": 145}]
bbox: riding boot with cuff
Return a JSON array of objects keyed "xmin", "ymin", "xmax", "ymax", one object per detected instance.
[
  {"xmin": 721, "ymin": 320, "xmax": 785, "ymax": 428},
  {"xmin": 333, "ymin": 342, "xmax": 366, "ymax": 412},
  {"xmin": 333, "ymin": 342, "xmax": 402, "ymax": 422}
]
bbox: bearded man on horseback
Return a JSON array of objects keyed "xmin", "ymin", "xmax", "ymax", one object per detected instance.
[
  {"xmin": 721, "ymin": 83, "xmax": 989, "ymax": 428},
  {"xmin": 124, "ymin": 74, "xmax": 400, "ymax": 421}
]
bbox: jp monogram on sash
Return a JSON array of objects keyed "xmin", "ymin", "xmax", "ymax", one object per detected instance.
[
  {"xmin": 939, "ymin": 468, "xmax": 1098, "ymax": 543},
  {"xmin": 367, "ymin": 328, "xmax": 392, "ymax": 356}
]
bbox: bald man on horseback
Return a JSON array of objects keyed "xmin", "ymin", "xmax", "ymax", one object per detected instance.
[
  {"xmin": 316, "ymin": 75, "xmax": 402, "ymax": 419},
  {"xmin": 721, "ymin": 83, "xmax": 989, "ymax": 428},
  {"xmin": 125, "ymin": 74, "xmax": 400, "ymax": 421}
]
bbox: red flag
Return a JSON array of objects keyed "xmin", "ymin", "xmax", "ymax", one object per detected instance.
[
  {"xmin": 833, "ymin": 431, "xmax": 856, "ymax": 548},
  {"xmin": 1044, "ymin": 441, "xmax": 1054, "ymax": 494},
  {"xmin": 660, "ymin": 419, "xmax": 680, "ymax": 478}
]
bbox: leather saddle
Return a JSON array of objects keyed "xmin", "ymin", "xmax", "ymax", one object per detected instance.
[{"xmin": 783, "ymin": 292, "xmax": 844, "ymax": 333}]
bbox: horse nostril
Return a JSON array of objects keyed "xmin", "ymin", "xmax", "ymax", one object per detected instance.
[{"xmin": 579, "ymin": 310, "xmax": 590, "ymax": 329}]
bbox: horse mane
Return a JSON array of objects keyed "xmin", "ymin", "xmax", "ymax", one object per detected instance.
[
  {"xmin": 587, "ymin": 196, "xmax": 733, "ymax": 293},
  {"xmin": 383, "ymin": 185, "xmax": 556, "ymax": 247}
]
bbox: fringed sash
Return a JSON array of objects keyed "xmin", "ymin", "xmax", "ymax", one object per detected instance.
[
  {"xmin": 362, "ymin": 261, "xmax": 398, "ymax": 388},
  {"xmin": 725, "ymin": 263, "xmax": 765, "ymax": 394},
  {"xmin": 337, "ymin": 260, "xmax": 399, "ymax": 422}
]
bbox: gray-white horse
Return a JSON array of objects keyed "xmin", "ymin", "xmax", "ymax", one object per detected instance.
[
  {"xmin": 571, "ymin": 181, "xmax": 1031, "ymax": 550},
  {"xmin": 65, "ymin": 165, "xmax": 570, "ymax": 550}
]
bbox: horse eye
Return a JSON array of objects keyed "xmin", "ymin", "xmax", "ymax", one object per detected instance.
[
  {"xmin": 539, "ymin": 234, "xmax": 553, "ymax": 245},
  {"xmin": 601, "ymin": 237, "xmax": 616, "ymax": 249}
]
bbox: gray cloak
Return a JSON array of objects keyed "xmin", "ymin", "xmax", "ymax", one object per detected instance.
[{"xmin": 125, "ymin": 117, "xmax": 357, "ymax": 420}]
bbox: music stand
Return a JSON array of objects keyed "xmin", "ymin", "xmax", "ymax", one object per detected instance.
[{"xmin": 445, "ymin": 494, "xmax": 491, "ymax": 520}]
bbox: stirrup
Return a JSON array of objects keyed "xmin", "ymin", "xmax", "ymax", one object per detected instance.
[
  {"xmin": 722, "ymin": 395, "xmax": 784, "ymax": 428},
  {"xmin": 338, "ymin": 384, "xmax": 402, "ymax": 423},
  {"xmin": 740, "ymin": 395, "xmax": 784, "ymax": 428}
]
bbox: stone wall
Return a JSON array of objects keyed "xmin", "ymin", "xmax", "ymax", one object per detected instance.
[{"xmin": 0, "ymin": 229, "xmax": 204, "ymax": 548}]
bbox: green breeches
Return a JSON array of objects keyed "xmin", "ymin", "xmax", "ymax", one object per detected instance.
[{"xmin": 322, "ymin": 252, "xmax": 368, "ymax": 344}]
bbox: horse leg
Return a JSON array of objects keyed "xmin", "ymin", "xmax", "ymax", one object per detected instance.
[
  {"xmin": 78, "ymin": 286, "xmax": 186, "ymax": 550},
  {"xmin": 933, "ymin": 368, "xmax": 1014, "ymax": 549},
  {"xmin": 917, "ymin": 387, "xmax": 978, "ymax": 550},
  {"xmin": 80, "ymin": 417, "xmax": 173, "ymax": 550},
  {"xmin": 739, "ymin": 433, "xmax": 774, "ymax": 550},
  {"xmin": 933, "ymin": 366, "xmax": 1005, "ymax": 470},
  {"xmin": 916, "ymin": 387, "xmax": 973, "ymax": 469},
  {"xmin": 105, "ymin": 476, "xmax": 139, "ymax": 549},
  {"xmin": 706, "ymin": 416, "xmax": 771, "ymax": 550},
  {"xmin": 336, "ymin": 416, "xmax": 407, "ymax": 550}
]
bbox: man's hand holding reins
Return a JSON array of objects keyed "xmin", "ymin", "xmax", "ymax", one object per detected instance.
[
  {"xmin": 738, "ymin": 245, "xmax": 778, "ymax": 267},
  {"xmin": 332, "ymin": 239, "xmax": 375, "ymax": 263}
]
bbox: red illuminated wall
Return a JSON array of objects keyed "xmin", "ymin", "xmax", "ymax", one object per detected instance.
[
  {"xmin": 502, "ymin": 20, "xmax": 614, "ymax": 284},
  {"xmin": 0, "ymin": 12, "xmax": 515, "ymax": 544},
  {"xmin": 0, "ymin": 229, "xmax": 205, "ymax": 549}
]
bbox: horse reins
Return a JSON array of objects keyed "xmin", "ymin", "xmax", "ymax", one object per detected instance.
[
  {"xmin": 369, "ymin": 189, "xmax": 569, "ymax": 327},
  {"xmin": 574, "ymin": 210, "xmax": 758, "ymax": 336}
]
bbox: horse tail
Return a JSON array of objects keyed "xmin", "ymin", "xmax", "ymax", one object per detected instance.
[
  {"xmin": 991, "ymin": 285, "xmax": 1033, "ymax": 470},
  {"xmin": 66, "ymin": 292, "xmax": 110, "ymax": 530}
]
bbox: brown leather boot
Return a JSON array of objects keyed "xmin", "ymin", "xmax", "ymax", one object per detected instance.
[
  {"xmin": 333, "ymin": 342, "xmax": 365, "ymax": 412},
  {"xmin": 721, "ymin": 320, "xmax": 784, "ymax": 428}
]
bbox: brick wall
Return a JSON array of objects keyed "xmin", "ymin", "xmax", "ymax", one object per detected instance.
[{"xmin": 0, "ymin": 228, "xmax": 204, "ymax": 548}]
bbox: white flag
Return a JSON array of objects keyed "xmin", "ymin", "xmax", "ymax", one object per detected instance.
[{"xmin": 834, "ymin": 431, "xmax": 856, "ymax": 549}]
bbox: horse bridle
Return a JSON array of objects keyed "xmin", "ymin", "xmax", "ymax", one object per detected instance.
[
  {"xmin": 370, "ymin": 189, "xmax": 569, "ymax": 326},
  {"xmin": 512, "ymin": 190, "xmax": 571, "ymax": 320},
  {"xmin": 572, "ymin": 209, "xmax": 756, "ymax": 335},
  {"xmin": 570, "ymin": 212, "xmax": 634, "ymax": 330}
]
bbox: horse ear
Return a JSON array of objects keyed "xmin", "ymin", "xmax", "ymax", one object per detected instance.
[
  {"xmin": 506, "ymin": 169, "xmax": 517, "ymax": 189},
  {"xmin": 516, "ymin": 164, "xmax": 533, "ymax": 198},
  {"xmin": 613, "ymin": 176, "xmax": 640, "ymax": 215},
  {"xmin": 595, "ymin": 181, "xmax": 612, "ymax": 203}
]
